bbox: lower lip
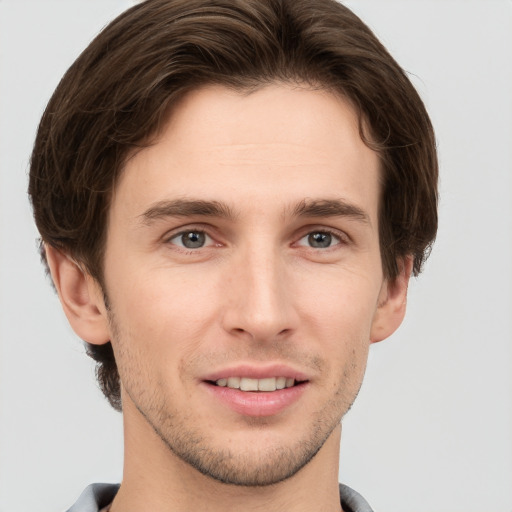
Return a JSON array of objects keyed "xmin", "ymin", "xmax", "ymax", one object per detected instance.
[{"xmin": 203, "ymin": 382, "xmax": 308, "ymax": 417}]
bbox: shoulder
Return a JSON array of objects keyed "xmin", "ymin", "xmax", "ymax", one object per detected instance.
[
  {"xmin": 339, "ymin": 483, "xmax": 374, "ymax": 512},
  {"xmin": 66, "ymin": 483, "xmax": 120, "ymax": 512}
]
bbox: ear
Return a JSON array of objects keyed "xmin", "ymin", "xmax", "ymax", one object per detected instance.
[
  {"xmin": 45, "ymin": 245, "xmax": 110, "ymax": 345},
  {"xmin": 370, "ymin": 256, "xmax": 413, "ymax": 344}
]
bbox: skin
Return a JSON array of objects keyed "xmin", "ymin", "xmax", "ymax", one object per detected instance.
[{"xmin": 47, "ymin": 84, "xmax": 411, "ymax": 512}]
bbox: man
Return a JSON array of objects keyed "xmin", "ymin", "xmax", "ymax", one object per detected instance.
[{"xmin": 28, "ymin": 0, "xmax": 438, "ymax": 510}]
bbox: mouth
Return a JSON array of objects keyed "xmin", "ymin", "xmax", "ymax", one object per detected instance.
[
  {"xmin": 209, "ymin": 376, "xmax": 305, "ymax": 392},
  {"xmin": 202, "ymin": 365, "xmax": 310, "ymax": 416}
]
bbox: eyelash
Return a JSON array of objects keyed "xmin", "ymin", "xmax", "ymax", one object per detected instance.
[
  {"xmin": 164, "ymin": 226, "xmax": 349, "ymax": 252},
  {"xmin": 295, "ymin": 228, "xmax": 348, "ymax": 249},
  {"xmin": 165, "ymin": 228, "xmax": 216, "ymax": 250}
]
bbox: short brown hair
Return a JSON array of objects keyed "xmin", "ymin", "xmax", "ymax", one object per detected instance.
[{"xmin": 29, "ymin": 0, "xmax": 438, "ymax": 411}]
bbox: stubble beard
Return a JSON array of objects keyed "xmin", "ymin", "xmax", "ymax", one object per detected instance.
[
  {"xmin": 128, "ymin": 386, "xmax": 346, "ymax": 487},
  {"xmin": 123, "ymin": 370, "xmax": 359, "ymax": 488},
  {"xmin": 107, "ymin": 301, "xmax": 363, "ymax": 488},
  {"xmin": 126, "ymin": 386, "xmax": 348, "ymax": 487}
]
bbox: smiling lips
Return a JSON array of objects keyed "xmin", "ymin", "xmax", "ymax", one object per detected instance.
[
  {"xmin": 204, "ymin": 369, "xmax": 309, "ymax": 417},
  {"xmin": 215, "ymin": 376, "xmax": 297, "ymax": 392}
]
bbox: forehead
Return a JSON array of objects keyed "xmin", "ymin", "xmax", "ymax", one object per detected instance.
[{"xmin": 111, "ymin": 84, "xmax": 381, "ymax": 223}]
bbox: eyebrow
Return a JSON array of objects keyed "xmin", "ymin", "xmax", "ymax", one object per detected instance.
[
  {"xmin": 139, "ymin": 197, "xmax": 370, "ymax": 226},
  {"xmin": 140, "ymin": 199, "xmax": 237, "ymax": 224},
  {"xmin": 290, "ymin": 198, "xmax": 371, "ymax": 225}
]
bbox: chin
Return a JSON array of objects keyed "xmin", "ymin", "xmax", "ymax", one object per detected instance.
[{"xmin": 154, "ymin": 414, "xmax": 341, "ymax": 487}]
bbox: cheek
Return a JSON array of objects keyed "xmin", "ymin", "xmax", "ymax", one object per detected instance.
[
  {"xmin": 107, "ymin": 279, "xmax": 217, "ymax": 408},
  {"xmin": 106, "ymin": 263, "xmax": 222, "ymax": 370},
  {"xmin": 292, "ymin": 268, "xmax": 380, "ymax": 389},
  {"xmin": 295, "ymin": 267, "xmax": 381, "ymax": 338}
]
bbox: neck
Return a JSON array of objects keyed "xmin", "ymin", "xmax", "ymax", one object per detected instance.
[{"xmin": 110, "ymin": 401, "xmax": 343, "ymax": 512}]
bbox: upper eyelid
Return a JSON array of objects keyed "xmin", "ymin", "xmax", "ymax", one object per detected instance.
[
  {"xmin": 160, "ymin": 223, "xmax": 351, "ymax": 245},
  {"xmin": 162, "ymin": 223, "xmax": 216, "ymax": 241},
  {"xmin": 167, "ymin": 229, "xmax": 214, "ymax": 243},
  {"xmin": 294, "ymin": 225, "xmax": 351, "ymax": 243},
  {"xmin": 165, "ymin": 230, "xmax": 217, "ymax": 252},
  {"xmin": 167, "ymin": 227, "xmax": 208, "ymax": 237},
  {"xmin": 168, "ymin": 229, "xmax": 209, "ymax": 239},
  {"xmin": 295, "ymin": 229, "xmax": 348, "ymax": 247}
]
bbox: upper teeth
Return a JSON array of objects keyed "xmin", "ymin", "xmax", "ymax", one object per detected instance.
[{"xmin": 215, "ymin": 377, "xmax": 295, "ymax": 392}]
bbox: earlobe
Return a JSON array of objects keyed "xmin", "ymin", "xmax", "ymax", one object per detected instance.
[
  {"xmin": 370, "ymin": 256, "xmax": 413, "ymax": 343},
  {"xmin": 45, "ymin": 245, "xmax": 110, "ymax": 346}
]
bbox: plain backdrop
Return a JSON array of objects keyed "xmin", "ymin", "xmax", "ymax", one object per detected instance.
[{"xmin": 1, "ymin": 1, "xmax": 511, "ymax": 511}]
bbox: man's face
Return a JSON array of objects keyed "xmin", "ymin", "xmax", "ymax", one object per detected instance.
[{"xmin": 99, "ymin": 84, "xmax": 394, "ymax": 485}]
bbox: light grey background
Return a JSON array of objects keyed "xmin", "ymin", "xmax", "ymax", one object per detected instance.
[{"xmin": 1, "ymin": 1, "xmax": 511, "ymax": 511}]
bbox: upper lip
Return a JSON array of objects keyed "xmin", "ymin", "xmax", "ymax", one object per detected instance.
[{"xmin": 202, "ymin": 363, "xmax": 311, "ymax": 382}]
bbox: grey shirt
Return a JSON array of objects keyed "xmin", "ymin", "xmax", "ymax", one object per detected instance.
[{"xmin": 66, "ymin": 482, "xmax": 374, "ymax": 512}]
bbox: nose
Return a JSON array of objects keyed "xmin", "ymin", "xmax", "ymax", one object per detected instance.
[{"xmin": 221, "ymin": 244, "xmax": 298, "ymax": 343}]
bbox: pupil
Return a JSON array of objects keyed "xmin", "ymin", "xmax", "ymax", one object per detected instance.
[
  {"xmin": 182, "ymin": 231, "xmax": 205, "ymax": 248},
  {"xmin": 309, "ymin": 232, "xmax": 331, "ymax": 248}
]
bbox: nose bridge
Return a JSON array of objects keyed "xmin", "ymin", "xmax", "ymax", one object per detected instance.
[{"xmin": 224, "ymin": 237, "xmax": 294, "ymax": 340}]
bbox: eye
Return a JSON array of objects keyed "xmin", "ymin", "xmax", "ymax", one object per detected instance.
[
  {"xmin": 168, "ymin": 230, "xmax": 213, "ymax": 249},
  {"xmin": 297, "ymin": 230, "xmax": 344, "ymax": 249}
]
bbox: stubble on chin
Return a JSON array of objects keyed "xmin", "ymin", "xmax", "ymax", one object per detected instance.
[
  {"xmin": 108, "ymin": 299, "xmax": 365, "ymax": 488},
  {"xmin": 124, "ymin": 374, "xmax": 357, "ymax": 488}
]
